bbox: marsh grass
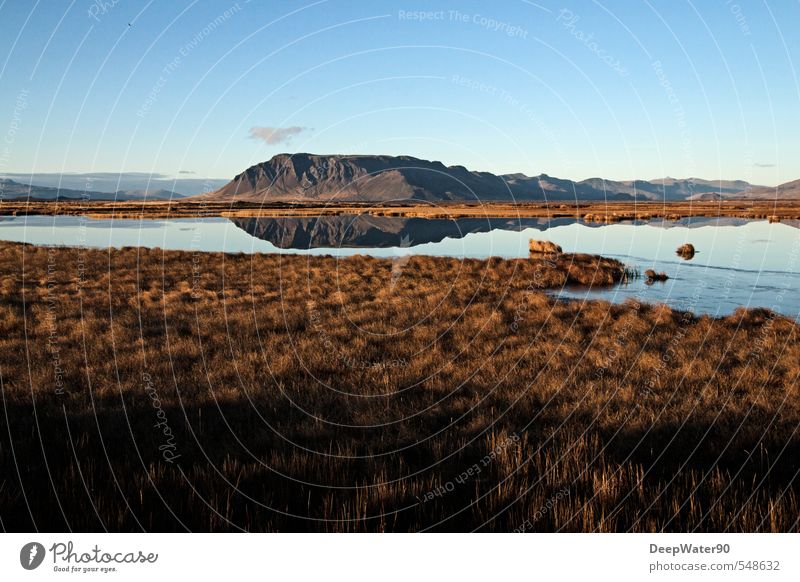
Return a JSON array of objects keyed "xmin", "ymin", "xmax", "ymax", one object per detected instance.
[{"xmin": 0, "ymin": 242, "xmax": 797, "ymax": 532}]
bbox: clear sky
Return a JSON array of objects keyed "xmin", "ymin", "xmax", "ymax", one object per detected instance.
[{"xmin": 1, "ymin": 0, "xmax": 799, "ymax": 186}]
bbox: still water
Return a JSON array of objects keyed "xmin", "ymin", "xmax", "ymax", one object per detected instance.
[{"xmin": 1, "ymin": 214, "xmax": 798, "ymax": 317}]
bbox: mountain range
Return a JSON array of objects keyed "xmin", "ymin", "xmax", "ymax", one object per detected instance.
[
  {"xmin": 4, "ymin": 155, "xmax": 796, "ymax": 203},
  {"xmin": 739, "ymin": 178, "xmax": 800, "ymax": 199},
  {"xmin": 1, "ymin": 172, "xmax": 229, "ymax": 197},
  {"xmin": 203, "ymin": 153, "xmax": 793, "ymax": 203},
  {"xmin": 0, "ymin": 178, "xmax": 182, "ymax": 201}
]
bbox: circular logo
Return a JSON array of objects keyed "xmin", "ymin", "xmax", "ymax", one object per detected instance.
[{"xmin": 19, "ymin": 542, "xmax": 46, "ymax": 570}]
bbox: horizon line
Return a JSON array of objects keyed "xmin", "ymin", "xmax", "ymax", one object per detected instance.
[{"xmin": 1, "ymin": 163, "xmax": 789, "ymax": 189}]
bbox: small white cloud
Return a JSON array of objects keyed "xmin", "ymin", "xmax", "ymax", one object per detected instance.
[
  {"xmin": 248, "ymin": 126, "xmax": 308, "ymax": 145},
  {"xmin": 754, "ymin": 162, "xmax": 775, "ymax": 168}
]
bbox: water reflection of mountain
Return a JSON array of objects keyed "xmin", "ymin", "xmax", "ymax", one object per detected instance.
[
  {"xmin": 231, "ymin": 215, "xmax": 575, "ymax": 248},
  {"xmin": 638, "ymin": 217, "xmax": 800, "ymax": 230},
  {"xmin": 231, "ymin": 214, "xmax": 799, "ymax": 249}
]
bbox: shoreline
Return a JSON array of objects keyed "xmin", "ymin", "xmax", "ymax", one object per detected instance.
[{"xmin": 1, "ymin": 199, "xmax": 800, "ymax": 220}]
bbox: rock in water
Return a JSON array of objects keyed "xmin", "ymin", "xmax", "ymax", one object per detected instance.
[{"xmin": 529, "ymin": 239, "xmax": 562, "ymax": 255}]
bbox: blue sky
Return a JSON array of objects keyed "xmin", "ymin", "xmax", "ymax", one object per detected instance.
[{"xmin": 1, "ymin": 0, "xmax": 799, "ymax": 186}]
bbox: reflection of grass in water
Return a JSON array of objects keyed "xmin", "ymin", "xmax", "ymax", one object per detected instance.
[
  {"xmin": 621, "ymin": 265, "xmax": 640, "ymax": 284},
  {"xmin": 0, "ymin": 242, "xmax": 798, "ymax": 532}
]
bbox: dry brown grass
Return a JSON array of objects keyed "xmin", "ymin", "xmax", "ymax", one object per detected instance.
[
  {"xmin": 0, "ymin": 242, "xmax": 798, "ymax": 532},
  {"xmin": 644, "ymin": 269, "xmax": 670, "ymax": 283},
  {"xmin": 4, "ymin": 199, "xmax": 800, "ymax": 221},
  {"xmin": 529, "ymin": 239, "xmax": 563, "ymax": 255},
  {"xmin": 676, "ymin": 243, "xmax": 696, "ymax": 260}
]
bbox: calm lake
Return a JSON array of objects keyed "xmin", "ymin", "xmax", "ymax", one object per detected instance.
[{"xmin": 1, "ymin": 214, "xmax": 799, "ymax": 317}]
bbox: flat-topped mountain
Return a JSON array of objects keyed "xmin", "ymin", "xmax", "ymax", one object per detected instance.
[
  {"xmin": 207, "ymin": 154, "xmax": 516, "ymax": 202},
  {"xmin": 201, "ymin": 153, "xmax": 776, "ymax": 202}
]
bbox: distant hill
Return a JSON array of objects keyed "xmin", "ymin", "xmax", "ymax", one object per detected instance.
[
  {"xmin": 1, "ymin": 172, "xmax": 227, "ymax": 197},
  {"xmin": 113, "ymin": 188, "xmax": 182, "ymax": 200},
  {"xmin": 737, "ymin": 179, "xmax": 800, "ymax": 200},
  {"xmin": 201, "ymin": 153, "xmax": 768, "ymax": 203},
  {"xmin": 0, "ymin": 178, "xmax": 183, "ymax": 201}
]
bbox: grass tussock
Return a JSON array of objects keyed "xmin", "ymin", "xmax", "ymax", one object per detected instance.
[
  {"xmin": 0, "ymin": 242, "xmax": 798, "ymax": 532},
  {"xmin": 676, "ymin": 243, "xmax": 696, "ymax": 260},
  {"xmin": 644, "ymin": 269, "xmax": 670, "ymax": 284}
]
